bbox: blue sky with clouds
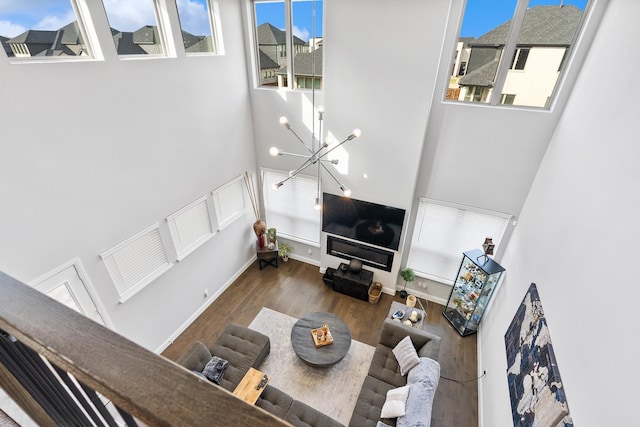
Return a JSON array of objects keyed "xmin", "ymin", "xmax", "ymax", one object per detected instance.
[
  {"xmin": 0, "ymin": 0, "xmax": 586, "ymax": 40},
  {"xmin": 460, "ymin": 0, "xmax": 589, "ymax": 38},
  {"xmin": 0, "ymin": 0, "xmax": 213, "ymax": 38}
]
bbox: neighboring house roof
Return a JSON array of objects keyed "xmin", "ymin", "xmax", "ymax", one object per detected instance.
[
  {"xmin": 7, "ymin": 30, "xmax": 57, "ymax": 45},
  {"xmin": 458, "ymin": 59, "xmax": 499, "ymax": 86},
  {"xmin": 257, "ymin": 22, "xmax": 306, "ymax": 46},
  {"xmin": 474, "ymin": 5, "xmax": 583, "ymax": 46},
  {"xmin": 58, "ymin": 21, "xmax": 83, "ymax": 45},
  {"xmin": 186, "ymin": 36, "xmax": 213, "ymax": 53},
  {"xmin": 0, "ymin": 36, "xmax": 12, "ymax": 57},
  {"xmin": 133, "ymin": 26, "xmax": 159, "ymax": 45},
  {"xmin": 112, "ymin": 31, "xmax": 147, "ymax": 55},
  {"xmin": 181, "ymin": 30, "xmax": 204, "ymax": 49},
  {"xmin": 258, "ymin": 49, "xmax": 280, "ymax": 69},
  {"xmin": 278, "ymin": 47, "xmax": 323, "ymax": 76}
]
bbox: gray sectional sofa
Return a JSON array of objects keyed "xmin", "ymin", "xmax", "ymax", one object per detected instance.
[
  {"xmin": 349, "ymin": 319, "xmax": 441, "ymax": 427},
  {"xmin": 177, "ymin": 319, "xmax": 441, "ymax": 427},
  {"xmin": 177, "ymin": 322, "xmax": 343, "ymax": 427}
]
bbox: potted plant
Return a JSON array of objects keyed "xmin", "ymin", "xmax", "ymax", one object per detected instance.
[
  {"xmin": 399, "ymin": 267, "xmax": 415, "ymax": 299},
  {"xmin": 278, "ymin": 242, "xmax": 292, "ymax": 262}
]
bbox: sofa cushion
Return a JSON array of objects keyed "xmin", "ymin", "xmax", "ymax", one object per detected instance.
[
  {"xmin": 285, "ymin": 399, "xmax": 345, "ymax": 427},
  {"xmin": 349, "ymin": 375, "xmax": 396, "ymax": 427},
  {"xmin": 208, "ymin": 323, "xmax": 270, "ymax": 391},
  {"xmin": 176, "ymin": 341, "xmax": 212, "ymax": 372},
  {"xmin": 378, "ymin": 320, "xmax": 441, "ymax": 359},
  {"xmin": 380, "ymin": 386, "xmax": 409, "ymax": 419},
  {"xmin": 392, "ymin": 336, "xmax": 420, "ymax": 376},
  {"xmin": 256, "ymin": 385, "xmax": 294, "ymax": 418},
  {"xmin": 368, "ymin": 345, "xmax": 408, "ymax": 388}
]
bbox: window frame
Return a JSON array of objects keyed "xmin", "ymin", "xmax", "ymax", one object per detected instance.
[
  {"xmin": 251, "ymin": 0, "xmax": 323, "ymax": 90},
  {"xmin": 1, "ymin": 0, "xmax": 101, "ymax": 63},
  {"xmin": 175, "ymin": 0, "xmax": 224, "ymax": 56},
  {"xmin": 444, "ymin": 0, "xmax": 606, "ymax": 110}
]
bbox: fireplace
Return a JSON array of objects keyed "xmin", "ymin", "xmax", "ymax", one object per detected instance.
[{"xmin": 326, "ymin": 235, "xmax": 394, "ymax": 272}]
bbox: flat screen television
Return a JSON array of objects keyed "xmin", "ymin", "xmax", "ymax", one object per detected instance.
[{"xmin": 322, "ymin": 192, "xmax": 406, "ymax": 251}]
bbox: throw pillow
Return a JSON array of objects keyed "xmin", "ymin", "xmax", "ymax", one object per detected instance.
[
  {"xmin": 380, "ymin": 385, "xmax": 410, "ymax": 419},
  {"xmin": 201, "ymin": 356, "xmax": 229, "ymax": 384},
  {"xmin": 392, "ymin": 336, "xmax": 420, "ymax": 376}
]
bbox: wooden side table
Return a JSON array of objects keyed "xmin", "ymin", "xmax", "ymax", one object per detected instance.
[
  {"xmin": 256, "ymin": 241, "xmax": 278, "ymax": 269},
  {"xmin": 233, "ymin": 368, "xmax": 269, "ymax": 404}
]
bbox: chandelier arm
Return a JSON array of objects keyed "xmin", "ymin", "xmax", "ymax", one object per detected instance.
[
  {"xmin": 277, "ymin": 151, "xmax": 313, "ymax": 159},
  {"xmin": 319, "ymin": 162, "xmax": 344, "ymax": 187},
  {"xmin": 315, "ymin": 135, "xmax": 352, "ymax": 162},
  {"xmin": 287, "ymin": 127, "xmax": 314, "ymax": 153}
]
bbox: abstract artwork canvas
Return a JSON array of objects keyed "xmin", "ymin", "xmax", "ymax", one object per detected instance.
[{"xmin": 505, "ymin": 283, "xmax": 572, "ymax": 427}]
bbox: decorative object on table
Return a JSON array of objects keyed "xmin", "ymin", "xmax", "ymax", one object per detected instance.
[
  {"xmin": 478, "ymin": 237, "xmax": 495, "ymax": 264},
  {"xmin": 505, "ymin": 283, "xmax": 572, "ymax": 427},
  {"xmin": 278, "ymin": 241, "xmax": 292, "ymax": 261},
  {"xmin": 311, "ymin": 324, "xmax": 334, "ymax": 347},
  {"xmin": 399, "ymin": 268, "xmax": 415, "ymax": 299},
  {"xmin": 267, "ymin": 228, "xmax": 277, "ymax": 244},
  {"xmin": 443, "ymin": 249, "xmax": 505, "ymax": 336},
  {"xmin": 267, "ymin": 0, "xmax": 360, "ymax": 211},
  {"xmin": 349, "ymin": 258, "xmax": 362, "ymax": 273},
  {"xmin": 368, "ymin": 281, "xmax": 382, "ymax": 305},
  {"xmin": 406, "ymin": 294, "xmax": 416, "ymax": 308}
]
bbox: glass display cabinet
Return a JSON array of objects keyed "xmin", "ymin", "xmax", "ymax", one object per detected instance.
[{"xmin": 443, "ymin": 249, "xmax": 505, "ymax": 336}]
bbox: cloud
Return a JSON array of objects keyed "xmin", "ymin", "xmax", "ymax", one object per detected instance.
[
  {"xmin": 176, "ymin": 0, "xmax": 211, "ymax": 36},
  {"xmin": 103, "ymin": 0, "xmax": 157, "ymax": 32},
  {"xmin": 293, "ymin": 25, "xmax": 309, "ymax": 42},
  {"xmin": 34, "ymin": 10, "xmax": 76, "ymax": 31},
  {"xmin": 0, "ymin": 20, "xmax": 26, "ymax": 38}
]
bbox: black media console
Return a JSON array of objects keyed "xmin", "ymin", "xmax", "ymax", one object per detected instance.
[{"xmin": 325, "ymin": 263, "xmax": 373, "ymax": 301}]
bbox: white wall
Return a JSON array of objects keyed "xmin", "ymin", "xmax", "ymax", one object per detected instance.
[
  {"xmin": 479, "ymin": 0, "xmax": 638, "ymax": 425},
  {"xmin": 0, "ymin": 0, "xmax": 257, "ymax": 351}
]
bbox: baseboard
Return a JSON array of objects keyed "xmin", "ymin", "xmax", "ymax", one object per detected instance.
[
  {"xmin": 154, "ymin": 256, "xmax": 256, "ymax": 354},
  {"xmin": 477, "ymin": 324, "xmax": 485, "ymax": 427},
  {"xmin": 289, "ymin": 253, "xmax": 320, "ymax": 267}
]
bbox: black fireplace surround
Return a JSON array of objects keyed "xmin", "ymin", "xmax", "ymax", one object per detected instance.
[{"xmin": 326, "ymin": 235, "xmax": 394, "ymax": 272}]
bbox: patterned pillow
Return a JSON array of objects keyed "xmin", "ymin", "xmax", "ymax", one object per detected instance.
[{"xmin": 392, "ymin": 336, "xmax": 420, "ymax": 376}]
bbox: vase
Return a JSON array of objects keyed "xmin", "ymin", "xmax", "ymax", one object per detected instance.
[
  {"xmin": 253, "ymin": 219, "xmax": 267, "ymax": 237},
  {"xmin": 268, "ymin": 227, "xmax": 277, "ymax": 243}
]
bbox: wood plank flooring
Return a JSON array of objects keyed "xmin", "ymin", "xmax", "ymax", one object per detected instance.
[{"xmin": 161, "ymin": 259, "xmax": 479, "ymax": 427}]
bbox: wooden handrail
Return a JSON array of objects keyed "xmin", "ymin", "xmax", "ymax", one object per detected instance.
[{"xmin": 0, "ymin": 272, "xmax": 290, "ymax": 426}]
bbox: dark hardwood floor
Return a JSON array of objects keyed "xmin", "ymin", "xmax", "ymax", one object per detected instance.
[{"xmin": 161, "ymin": 259, "xmax": 479, "ymax": 427}]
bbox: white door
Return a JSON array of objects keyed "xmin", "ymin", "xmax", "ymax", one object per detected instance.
[{"xmin": 31, "ymin": 261, "xmax": 105, "ymax": 326}]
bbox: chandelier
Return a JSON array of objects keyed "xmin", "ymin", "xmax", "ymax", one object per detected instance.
[{"xmin": 268, "ymin": 0, "xmax": 360, "ymax": 210}]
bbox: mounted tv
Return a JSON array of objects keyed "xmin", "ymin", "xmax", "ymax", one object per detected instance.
[{"xmin": 322, "ymin": 192, "xmax": 406, "ymax": 251}]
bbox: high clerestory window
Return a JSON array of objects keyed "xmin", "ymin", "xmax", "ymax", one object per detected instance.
[
  {"xmin": 446, "ymin": 0, "xmax": 593, "ymax": 108},
  {"xmin": 102, "ymin": 0, "xmax": 168, "ymax": 57},
  {"xmin": 253, "ymin": 0, "xmax": 323, "ymax": 89},
  {"xmin": 175, "ymin": 0, "xmax": 222, "ymax": 54},
  {"xmin": 0, "ymin": 1, "xmax": 95, "ymax": 61}
]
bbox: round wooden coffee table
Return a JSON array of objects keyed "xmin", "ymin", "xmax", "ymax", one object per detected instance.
[{"xmin": 290, "ymin": 312, "xmax": 352, "ymax": 368}]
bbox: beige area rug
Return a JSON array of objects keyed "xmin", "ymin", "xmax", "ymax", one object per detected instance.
[{"xmin": 249, "ymin": 307, "xmax": 375, "ymax": 426}]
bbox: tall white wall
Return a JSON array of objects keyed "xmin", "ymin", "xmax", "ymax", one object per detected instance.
[
  {"xmin": 479, "ymin": 0, "xmax": 638, "ymax": 425},
  {"xmin": 0, "ymin": 0, "xmax": 256, "ymax": 351}
]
